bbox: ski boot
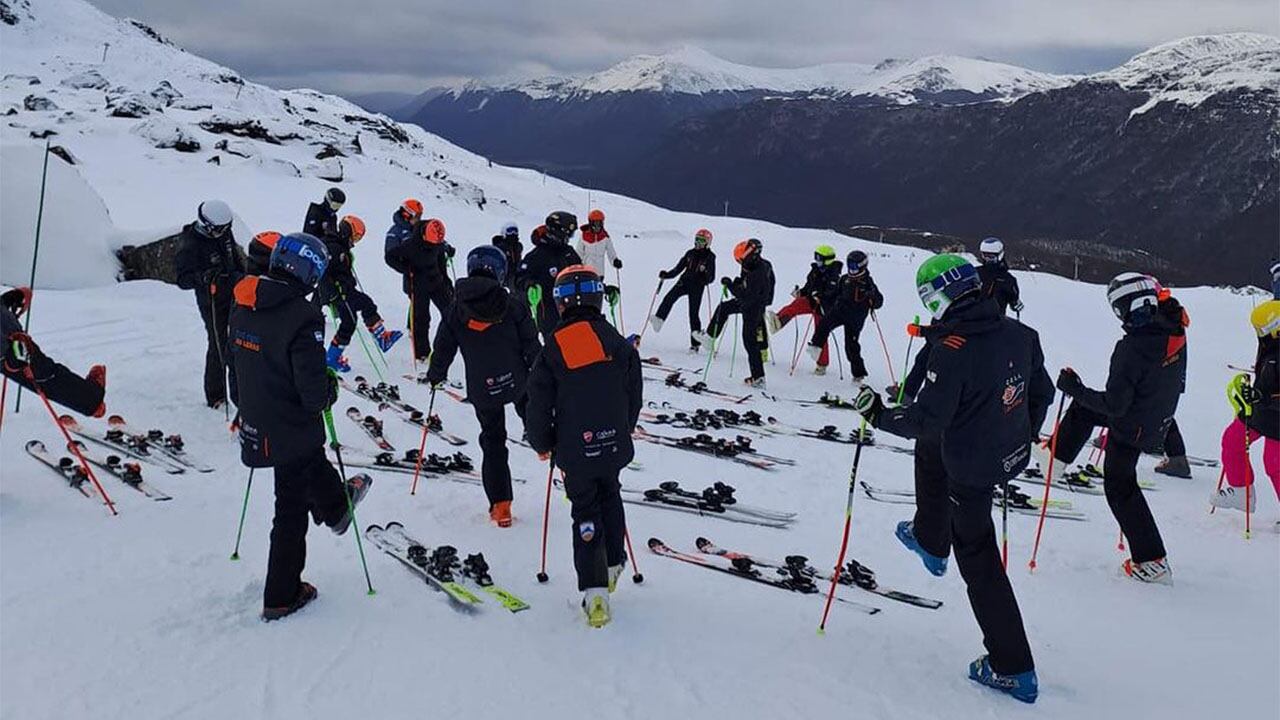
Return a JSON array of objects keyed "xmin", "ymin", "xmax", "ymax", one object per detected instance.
[
  {"xmin": 583, "ymin": 587, "xmax": 611, "ymax": 628},
  {"xmin": 649, "ymin": 315, "xmax": 664, "ymax": 333},
  {"xmin": 489, "ymin": 500, "xmax": 513, "ymax": 528},
  {"xmin": 743, "ymin": 376, "xmax": 766, "ymax": 389},
  {"xmin": 691, "ymin": 331, "xmax": 711, "ymax": 347},
  {"xmin": 1122, "ymin": 557, "xmax": 1172, "ymax": 585},
  {"xmin": 369, "ymin": 322, "xmax": 403, "ymax": 353},
  {"xmin": 326, "ymin": 343, "xmax": 351, "ymax": 373},
  {"xmin": 968, "ymin": 655, "xmax": 1038, "ymax": 704},
  {"xmin": 608, "ymin": 564, "xmax": 625, "ymax": 593},
  {"xmin": 896, "ymin": 521, "xmax": 948, "ymax": 577},
  {"xmin": 765, "ymin": 310, "xmax": 782, "ymax": 335},
  {"xmin": 329, "ymin": 474, "xmax": 373, "ymax": 536},
  {"xmin": 813, "ymin": 365, "xmax": 827, "ymax": 376},
  {"xmin": 1154, "ymin": 455, "xmax": 1192, "ymax": 479},
  {"xmin": 262, "ymin": 582, "xmax": 318, "ymax": 622},
  {"xmin": 1210, "ymin": 486, "xmax": 1255, "ymax": 512}
]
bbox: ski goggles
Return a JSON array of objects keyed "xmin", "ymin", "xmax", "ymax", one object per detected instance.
[
  {"xmin": 553, "ymin": 278, "xmax": 606, "ymax": 300},
  {"xmin": 917, "ymin": 264, "xmax": 978, "ymax": 319}
]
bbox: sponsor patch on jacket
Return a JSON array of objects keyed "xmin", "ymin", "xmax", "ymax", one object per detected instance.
[
  {"xmin": 581, "ymin": 427, "xmax": 619, "ymax": 458},
  {"xmin": 1001, "ymin": 444, "xmax": 1030, "ymax": 474},
  {"xmin": 1002, "ymin": 375, "xmax": 1026, "ymax": 415}
]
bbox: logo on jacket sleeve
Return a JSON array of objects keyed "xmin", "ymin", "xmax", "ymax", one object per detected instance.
[{"xmin": 1002, "ymin": 375, "xmax": 1026, "ymax": 415}]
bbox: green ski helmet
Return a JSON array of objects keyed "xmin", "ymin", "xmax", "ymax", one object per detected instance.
[
  {"xmin": 916, "ymin": 254, "xmax": 980, "ymax": 319},
  {"xmin": 814, "ymin": 244, "xmax": 837, "ymax": 265}
]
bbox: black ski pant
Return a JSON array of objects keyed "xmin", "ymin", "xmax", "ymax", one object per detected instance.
[
  {"xmin": 1163, "ymin": 418, "xmax": 1185, "ymax": 458},
  {"xmin": 408, "ymin": 284, "xmax": 453, "ymax": 361},
  {"xmin": 562, "ymin": 469, "xmax": 627, "ymax": 591},
  {"xmin": 197, "ymin": 295, "xmax": 234, "ymax": 407},
  {"xmin": 709, "ymin": 299, "xmax": 768, "ymax": 379},
  {"xmin": 910, "ymin": 435, "xmax": 1033, "ymax": 674},
  {"xmin": 473, "ymin": 398, "xmax": 526, "ymax": 508},
  {"xmin": 264, "ymin": 448, "xmax": 348, "ymax": 608},
  {"xmin": 655, "ymin": 280, "xmax": 707, "ymax": 343},
  {"xmin": 332, "ymin": 290, "xmax": 382, "ymax": 348},
  {"xmin": 2, "ymin": 353, "xmax": 103, "ymax": 417},
  {"xmin": 1054, "ymin": 402, "xmax": 1167, "ymax": 563},
  {"xmin": 811, "ymin": 314, "xmax": 870, "ymax": 378}
]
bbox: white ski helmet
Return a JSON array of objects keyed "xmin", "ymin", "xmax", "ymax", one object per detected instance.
[
  {"xmin": 1107, "ymin": 272, "xmax": 1159, "ymax": 323},
  {"xmin": 196, "ymin": 199, "xmax": 233, "ymax": 238},
  {"xmin": 978, "ymin": 237, "xmax": 1004, "ymax": 264}
]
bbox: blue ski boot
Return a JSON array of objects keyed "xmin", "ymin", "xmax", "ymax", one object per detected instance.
[
  {"xmin": 326, "ymin": 342, "xmax": 351, "ymax": 373},
  {"xmin": 370, "ymin": 322, "xmax": 403, "ymax": 353},
  {"xmin": 896, "ymin": 520, "xmax": 948, "ymax": 576},
  {"xmin": 968, "ymin": 655, "xmax": 1038, "ymax": 704}
]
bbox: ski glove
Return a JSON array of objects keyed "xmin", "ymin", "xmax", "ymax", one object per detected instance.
[
  {"xmin": 612, "ymin": 258, "xmax": 623, "ymax": 270},
  {"xmin": 658, "ymin": 270, "xmax": 671, "ymax": 280},
  {"xmin": 853, "ymin": 385, "xmax": 884, "ymax": 424},
  {"xmin": 1056, "ymin": 367, "xmax": 1084, "ymax": 397},
  {"xmin": 720, "ymin": 276, "xmax": 733, "ymax": 287},
  {"xmin": 605, "ymin": 285, "xmax": 621, "ymax": 305},
  {"xmin": 526, "ymin": 285, "xmax": 543, "ymax": 307},
  {"xmin": 1227, "ymin": 373, "xmax": 1259, "ymax": 416},
  {"xmin": 445, "ymin": 243, "xmax": 457, "ymax": 259}
]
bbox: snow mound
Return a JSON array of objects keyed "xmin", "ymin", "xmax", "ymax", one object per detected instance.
[{"xmin": 0, "ymin": 142, "xmax": 116, "ymax": 289}]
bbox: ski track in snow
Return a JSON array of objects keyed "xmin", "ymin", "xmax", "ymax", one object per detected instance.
[{"xmin": 1, "ymin": 2, "xmax": 1277, "ymax": 718}]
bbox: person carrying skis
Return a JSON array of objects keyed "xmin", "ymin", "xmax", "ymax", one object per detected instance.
[
  {"xmin": 1050, "ymin": 272, "xmax": 1184, "ymax": 584},
  {"xmin": 425, "ymin": 246, "xmax": 541, "ymax": 528},
  {"xmin": 526, "ymin": 265, "xmax": 642, "ymax": 628},
  {"xmin": 2, "ymin": 287, "xmax": 106, "ymax": 417},
  {"xmin": 491, "ymin": 222, "xmax": 523, "ymax": 289},
  {"xmin": 1211, "ymin": 300, "xmax": 1280, "ymax": 512},
  {"xmin": 302, "ymin": 187, "xmax": 345, "ymax": 241},
  {"xmin": 228, "ymin": 232, "xmax": 372, "ymax": 622},
  {"xmin": 575, "ymin": 208, "xmax": 621, "ymax": 276},
  {"xmin": 976, "ymin": 237, "xmax": 1022, "ymax": 316},
  {"xmin": 649, "ymin": 228, "xmax": 716, "ymax": 352},
  {"xmin": 316, "ymin": 215, "xmax": 402, "ymax": 372},
  {"xmin": 387, "ymin": 217, "xmax": 455, "ymax": 363},
  {"xmin": 515, "ymin": 211, "xmax": 583, "ymax": 345},
  {"xmin": 701, "ymin": 238, "xmax": 775, "ymax": 387},
  {"xmin": 174, "ymin": 200, "xmax": 246, "ymax": 410},
  {"xmin": 1152, "ymin": 284, "xmax": 1192, "ymax": 478},
  {"xmin": 807, "ymin": 250, "xmax": 882, "ymax": 383},
  {"xmin": 852, "ymin": 253, "xmax": 1053, "ymax": 704},
  {"xmin": 766, "ymin": 244, "xmax": 842, "ymax": 374}
]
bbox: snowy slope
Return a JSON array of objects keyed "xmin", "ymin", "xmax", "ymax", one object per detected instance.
[
  {"xmin": 1094, "ymin": 33, "xmax": 1280, "ymax": 110},
  {"xmin": 2, "ymin": 3, "xmax": 1277, "ymax": 720}
]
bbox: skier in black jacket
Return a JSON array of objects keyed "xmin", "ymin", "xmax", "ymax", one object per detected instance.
[
  {"xmin": 808, "ymin": 250, "xmax": 883, "ymax": 382},
  {"xmin": 650, "ymin": 228, "xmax": 716, "ymax": 351},
  {"xmin": 316, "ymin": 215, "xmax": 402, "ymax": 372},
  {"xmin": 387, "ymin": 217, "xmax": 456, "ymax": 362},
  {"xmin": 1051, "ymin": 272, "xmax": 1184, "ymax": 585},
  {"xmin": 302, "ymin": 188, "xmax": 345, "ymax": 241},
  {"xmin": 491, "ymin": 222, "xmax": 523, "ymax": 289},
  {"xmin": 703, "ymin": 238, "xmax": 774, "ymax": 387},
  {"xmin": 425, "ymin": 246, "xmax": 541, "ymax": 527},
  {"xmin": 1, "ymin": 287, "xmax": 106, "ymax": 417},
  {"xmin": 976, "ymin": 238, "xmax": 1022, "ymax": 316},
  {"xmin": 515, "ymin": 212, "xmax": 582, "ymax": 344},
  {"xmin": 228, "ymin": 232, "xmax": 371, "ymax": 622},
  {"xmin": 767, "ymin": 244, "xmax": 842, "ymax": 373},
  {"xmin": 174, "ymin": 200, "xmax": 246, "ymax": 409},
  {"xmin": 853, "ymin": 254, "xmax": 1052, "ymax": 705},
  {"xmin": 526, "ymin": 264, "xmax": 642, "ymax": 628}
]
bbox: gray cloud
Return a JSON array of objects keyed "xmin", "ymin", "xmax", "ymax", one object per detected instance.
[{"xmin": 91, "ymin": 0, "xmax": 1280, "ymax": 94}]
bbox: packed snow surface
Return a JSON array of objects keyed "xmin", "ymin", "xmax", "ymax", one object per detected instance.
[{"xmin": 1, "ymin": 2, "xmax": 1277, "ymax": 719}]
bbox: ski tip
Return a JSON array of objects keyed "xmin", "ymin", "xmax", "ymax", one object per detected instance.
[
  {"xmin": 384, "ymin": 521, "xmax": 403, "ymax": 530},
  {"xmin": 646, "ymin": 537, "xmax": 665, "ymax": 550},
  {"xmin": 24, "ymin": 439, "xmax": 46, "ymax": 451},
  {"xmin": 364, "ymin": 523, "xmax": 383, "ymax": 534},
  {"xmin": 694, "ymin": 536, "xmax": 712, "ymax": 549}
]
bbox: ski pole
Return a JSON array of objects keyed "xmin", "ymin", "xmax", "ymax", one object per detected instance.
[
  {"xmin": 1028, "ymin": 395, "xmax": 1067, "ymax": 572},
  {"xmin": 818, "ymin": 417, "xmax": 870, "ymax": 634},
  {"xmin": 1209, "ymin": 466, "xmax": 1226, "ymax": 515},
  {"xmin": 789, "ymin": 316, "xmax": 814, "ymax": 375},
  {"xmin": 1001, "ymin": 477, "xmax": 1010, "ymax": 569},
  {"xmin": 894, "ymin": 321, "xmax": 918, "ymax": 405},
  {"xmin": 322, "ymin": 385, "xmax": 376, "ymax": 595},
  {"xmin": 409, "ymin": 386, "xmax": 438, "ymax": 496},
  {"xmin": 702, "ymin": 287, "xmax": 730, "ymax": 376},
  {"xmin": 536, "ymin": 456, "xmax": 555, "ymax": 582},
  {"xmin": 832, "ymin": 334, "xmax": 844, "ymax": 381},
  {"xmin": 0, "ymin": 376, "xmax": 8, "ymax": 433},
  {"xmin": 230, "ymin": 468, "xmax": 254, "ymax": 560},
  {"xmin": 1243, "ymin": 394, "xmax": 1253, "ymax": 539},
  {"xmin": 23, "ymin": 363, "xmax": 116, "ymax": 515},
  {"xmin": 14, "ymin": 141, "xmax": 51, "ymax": 415},
  {"xmin": 408, "ymin": 272, "xmax": 418, "ymax": 373},
  {"xmin": 350, "ymin": 267, "xmax": 390, "ymax": 374},
  {"xmin": 615, "ymin": 267, "xmax": 626, "ymax": 335},
  {"xmin": 209, "ymin": 283, "xmax": 230, "ymax": 423},
  {"xmin": 870, "ymin": 310, "xmax": 896, "ymax": 382},
  {"xmin": 636, "ymin": 278, "xmax": 665, "ymax": 344},
  {"xmin": 623, "ymin": 528, "xmax": 644, "ymax": 583},
  {"xmin": 728, "ymin": 312, "xmax": 739, "ymax": 378}
]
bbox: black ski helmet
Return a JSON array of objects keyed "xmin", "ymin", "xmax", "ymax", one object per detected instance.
[
  {"xmin": 552, "ymin": 264, "xmax": 605, "ymax": 312},
  {"xmin": 847, "ymin": 250, "xmax": 869, "ymax": 275},
  {"xmin": 544, "ymin": 211, "xmax": 578, "ymax": 243},
  {"xmin": 1107, "ymin": 272, "xmax": 1159, "ymax": 324},
  {"xmin": 324, "ymin": 187, "xmax": 346, "ymax": 211},
  {"xmin": 269, "ymin": 232, "xmax": 330, "ymax": 289},
  {"xmin": 467, "ymin": 245, "xmax": 508, "ymax": 283}
]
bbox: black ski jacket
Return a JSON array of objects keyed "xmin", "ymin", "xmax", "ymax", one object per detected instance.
[
  {"xmin": 817, "ymin": 272, "xmax": 883, "ymax": 333},
  {"xmin": 174, "ymin": 223, "xmax": 246, "ymax": 309},
  {"xmin": 316, "ymin": 227, "xmax": 359, "ymax": 307},
  {"xmin": 977, "ymin": 263, "xmax": 1021, "ymax": 315},
  {"xmin": 1245, "ymin": 338, "xmax": 1278, "ymax": 439},
  {"xmin": 1068, "ymin": 313, "xmax": 1187, "ymax": 452},
  {"xmin": 797, "ymin": 261, "xmax": 844, "ymax": 310},
  {"xmin": 491, "ymin": 234, "xmax": 524, "ymax": 286},
  {"xmin": 303, "ymin": 201, "xmax": 338, "ymax": 241},
  {"xmin": 525, "ymin": 308, "xmax": 642, "ymax": 476},
  {"xmin": 515, "ymin": 240, "xmax": 582, "ymax": 331},
  {"xmin": 875, "ymin": 298, "xmax": 1054, "ymax": 485},
  {"xmin": 228, "ymin": 276, "xmax": 330, "ymax": 468},
  {"xmin": 662, "ymin": 248, "xmax": 717, "ymax": 288},
  {"xmin": 426, "ymin": 276, "xmax": 541, "ymax": 408},
  {"xmin": 392, "ymin": 236, "xmax": 454, "ymax": 296},
  {"xmin": 726, "ymin": 256, "xmax": 775, "ymax": 312}
]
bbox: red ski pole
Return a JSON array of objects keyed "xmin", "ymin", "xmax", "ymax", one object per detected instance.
[
  {"xmin": 536, "ymin": 457, "xmax": 555, "ymax": 583},
  {"xmin": 408, "ymin": 387, "xmax": 437, "ymax": 495},
  {"xmin": 27, "ymin": 368, "xmax": 116, "ymax": 515},
  {"xmin": 870, "ymin": 310, "xmax": 896, "ymax": 381},
  {"xmin": 789, "ymin": 316, "xmax": 814, "ymax": 376},
  {"xmin": 818, "ymin": 418, "xmax": 870, "ymax": 634},
  {"xmin": 1028, "ymin": 395, "xmax": 1067, "ymax": 572},
  {"xmin": 636, "ymin": 278, "xmax": 664, "ymax": 344},
  {"xmin": 623, "ymin": 528, "xmax": 644, "ymax": 583}
]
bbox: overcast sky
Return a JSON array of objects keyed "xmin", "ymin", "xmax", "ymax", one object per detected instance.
[{"xmin": 93, "ymin": 0, "xmax": 1279, "ymax": 96}]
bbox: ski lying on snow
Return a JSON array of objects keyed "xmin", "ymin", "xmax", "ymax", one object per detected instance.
[
  {"xmin": 633, "ymin": 426, "xmax": 780, "ymax": 470},
  {"xmin": 760, "ymin": 391, "xmax": 859, "ymax": 411},
  {"xmin": 1089, "ymin": 434, "xmax": 1218, "ymax": 468},
  {"xmin": 557, "ymin": 479, "xmax": 791, "ymax": 527},
  {"xmin": 385, "ymin": 523, "xmax": 529, "ymax": 613},
  {"xmin": 864, "ymin": 480, "xmax": 1073, "ymax": 509},
  {"xmin": 107, "ymin": 415, "xmax": 214, "ymax": 472},
  {"xmin": 59, "ymin": 415, "xmax": 185, "ymax": 474},
  {"xmin": 365, "ymin": 523, "xmax": 484, "ymax": 610},
  {"xmin": 640, "ymin": 481, "xmax": 797, "ymax": 521},
  {"xmin": 694, "ymin": 537, "xmax": 942, "ymax": 610},
  {"xmin": 640, "ymin": 356, "xmax": 703, "ymax": 375},
  {"xmin": 345, "ymin": 407, "xmax": 395, "ymax": 451},
  {"xmin": 648, "ymin": 538, "xmax": 880, "ymax": 614},
  {"xmin": 69, "ymin": 441, "xmax": 171, "ymax": 500},
  {"xmin": 379, "ymin": 402, "xmax": 468, "ymax": 446},
  {"xmin": 859, "ymin": 482, "xmax": 1088, "ymax": 521},
  {"xmin": 660, "ymin": 372, "xmax": 751, "ymax": 404},
  {"xmin": 24, "ymin": 440, "xmax": 100, "ymax": 500}
]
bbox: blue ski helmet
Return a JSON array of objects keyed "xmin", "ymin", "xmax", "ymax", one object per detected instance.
[
  {"xmin": 269, "ymin": 232, "xmax": 329, "ymax": 288},
  {"xmin": 467, "ymin": 245, "xmax": 508, "ymax": 283}
]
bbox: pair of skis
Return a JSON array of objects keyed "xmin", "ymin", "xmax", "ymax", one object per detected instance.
[
  {"xmin": 24, "ymin": 440, "xmax": 171, "ymax": 501},
  {"xmin": 633, "ymin": 426, "xmax": 790, "ymax": 470},
  {"xmin": 365, "ymin": 523, "xmax": 529, "ymax": 612},
  {"xmin": 859, "ymin": 481, "xmax": 1088, "ymax": 521},
  {"xmin": 336, "ymin": 448, "xmax": 503, "ymax": 487},
  {"xmin": 60, "ymin": 415, "xmax": 212, "ymax": 474},
  {"xmin": 340, "ymin": 376, "xmax": 468, "ymax": 445},
  {"xmin": 660, "ymin": 372, "xmax": 752, "ymax": 404},
  {"xmin": 761, "ymin": 391, "xmax": 859, "ymax": 412},
  {"xmin": 345, "ymin": 407, "xmax": 395, "ymax": 451},
  {"xmin": 624, "ymin": 480, "xmax": 796, "ymax": 528}
]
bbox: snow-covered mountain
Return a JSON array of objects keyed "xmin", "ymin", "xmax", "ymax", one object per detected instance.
[{"xmin": 1, "ymin": 3, "xmax": 1276, "ymax": 720}]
